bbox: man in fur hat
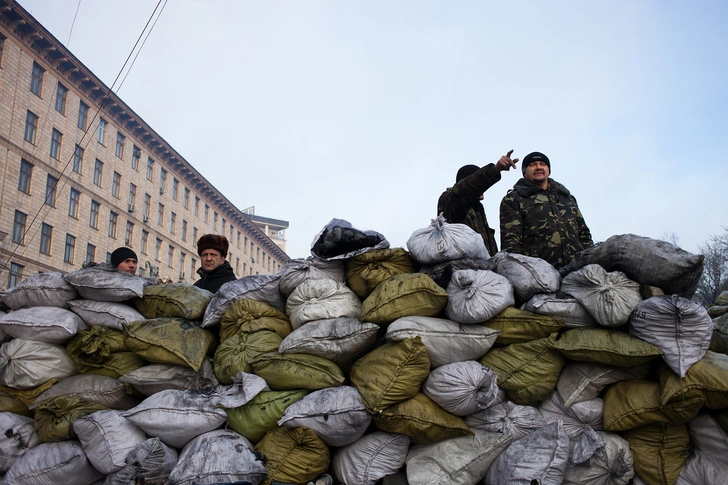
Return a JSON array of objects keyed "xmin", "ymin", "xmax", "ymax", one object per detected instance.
[{"xmin": 194, "ymin": 234, "xmax": 236, "ymax": 293}]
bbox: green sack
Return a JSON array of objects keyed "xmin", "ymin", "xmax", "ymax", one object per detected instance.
[
  {"xmin": 249, "ymin": 352, "xmax": 344, "ymax": 391},
  {"xmin": 350, "ymin": 336, "xmax": 431, "ymax": 414},
  {"xmin": 480, "ymin": 333, "xmax": 566, "ymax": 406},
  {"xmin": 709, "ymin": 313, "xmax": 728, "ymax": 354},
  {"xmin": 214, "ymin": 330, "xmax": 282, "ymax": 384},
  {"xmin": 0, "ymin": 378, "xmax": 59, "ymax": 406},
  {"xmin": 220, "ymin": 298, "xmax": 292, "ymax": 342},
  {"xmin": 0, "ymin": 390, "xmax": 32, "ymax": 416},
  {"xmin": 346, "ymin": 248, "xmax": 415, "ymax": 299},
  {"xmin": 253, "ymin": 427, "xmax": 330, "ymax": 485},
  {"xmin": 374, "ymin": 392, "xmax": 473, "ymax": 444},
  {"xmin": 67, "ymin": 327, "xmax": 146, "ymax": 378},
  {"xmin": 123, "ymin": 318, "xmax": 216, "ymax": 372},
  {"xmin": 658, "ymin": 351, "xmax": 728, "ymax": 409},
  {"xmin": 483, "ymin": 307, "xmax": 564, "ymax": 345},
  {"xmin": 225, "ymin": 389, "xmax": 308, "ymax": 443},
  {"xmin": 34, "ymin": 395, "xmax": 108, "ymax": 442},
  {"xmin": 622, "ymin": 423, "xmax": 691, "ymax": 485},
  {"xmin": 134, "ymin": 283, "xmax": 213, "ymax": 321},
  {"xmin": 554, "ymin": 328, "xmax": 662, "ymax": 367},
  {"xmin": 360, "ymin": 273, "xmax": 448, "ymax": 327}
]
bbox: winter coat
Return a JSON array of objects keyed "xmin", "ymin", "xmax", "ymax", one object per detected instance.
[
  {"xmin": 194, "ymin": 260, "xmax": 236, "ymax": 293},
  {"xmin": 500, "ymin": 177, "xmax": 593, "ymax": 269}
]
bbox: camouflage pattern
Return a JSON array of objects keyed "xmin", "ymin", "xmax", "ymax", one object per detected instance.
[
  {"xmin": 500, "ymin": 177, "xmax": 593, "ymax": 269},
  {"xmin": 437, "ymin": 163, "xmax": 501, "ymax": 256}
]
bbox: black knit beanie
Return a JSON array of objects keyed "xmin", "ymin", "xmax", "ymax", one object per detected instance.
[
  {"xmin": 111, "ymin": 247, "xmax": 137, "ymax": 267},
  {"xmin": 521, "ymin": 152, "xmax": 551, "ymax": 174},
  {"xmin": 456, "ymin": 164, "xmax": 480, "ymax": 183}
]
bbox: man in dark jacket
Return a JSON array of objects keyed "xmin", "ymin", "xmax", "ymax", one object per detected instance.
[
  {"xmin": 194, "ymin": 234, "xmax": 236, "ymax": 293},
  {"xmin": 437, "ymin": 150, "xmax": 519, "ymax": 257},
  {"xmin": 500, "ymin": 151, "xmax": 593, "ymax": 269},
  {"xmin": 111, "ymin": 247, "xmax": 138, "ymax": 275}
]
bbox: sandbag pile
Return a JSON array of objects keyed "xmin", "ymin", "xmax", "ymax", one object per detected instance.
[{"xmin": 0, "ymin": 223, "xmax": 723, "ymax": 485}]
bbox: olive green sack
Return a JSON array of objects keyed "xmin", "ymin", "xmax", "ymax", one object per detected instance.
[
  {"xmin": 483, "ymin": 306, "xmax": 564, "ymax": 345},
  {"xmin": 220, "ymin": 298, "xmax": 292, "ymax": 342},
  {"xmin": 249, "ymin": 352, "xmax": 344, "ymax": 391},
  {"xmin": 360, "ymin": 273, "xmax": 448, "ymax": 327},
  {"xmin": 34, "ymin": 395, "xmax": 108, "ymax": 442},
  {"xmin": 134, "ymin": 283, "xmax": 213, "ymax": 320},
  {"xmin": 253, "ymin": 427, "xmax": 330, "ymax": 485},
  {"xmin": 621, "ymin": 423, "xmax": 691, "ymax": 485},
  {"xmin": 214, "ymin": 330, "xmax": 282, "ymax": 384},
  {"xmin": 67, "ymin": 326, "xmax": 145, "ymax": 378},
  {"xmin": 346, "ymin": 248, "xmax": 415, "ymax": 299},
  {"xmin": 553, "ymin": 327, "xmax": 662, "ymax": 367},
  {"xmin": 225, "ymin": 389, "xmax": 308, "ymax": 443}
]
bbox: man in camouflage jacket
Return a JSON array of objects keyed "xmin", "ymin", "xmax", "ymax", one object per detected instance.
[
  {"xmin": 500, "ymin": 151, "xmax": 593, "ymax": 269},
  {"xmin": 438, "ymin": 150, "xmax": 519, "ymax": 256}
]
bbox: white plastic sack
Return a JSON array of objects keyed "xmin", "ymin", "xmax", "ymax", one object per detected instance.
[
  {"xmin": 29, "ymin": 374, "xmax": 136, "ymax": 411},
  {"xmin": 0, "ymin": 338, "xmax": 77, "ymax": 390},
  {"xmin": 0, "ymin": 412, "xmax": 39, "ymax": 475},
  {"xmin": 465, "ymin": 401, "xmax": 547, "ymax": 440},
  {"xmin": 62, "ymin": 263, "xmax": 148, "ymax": 302},
  {"xmin": 629, "ymin": 295, "xmax": 713, "ymax": 377},
  {"xmin": 560, "ymin": 264, "xmax": 641, "ymax": 327},
  {"xmin": 278, "ymin": 257, "xmax": 346, "ymax": 297},
  {"xmin": 2, "ymin": 441, "xmax": 104, "ymax": 485},
  {"xmin": 422, "ymin": 361, "xmax": 499, "ymax": 416},
  {"xmin": 446, "ymin": 269, "xmax": 515, "ymax": 324},
  {"xmin": 562, "ymin": 431, "xmax": 635, "ymax": 485},
  {"xmin": 556, "ymin": 361, "xmax": 650, "ymax": 408},
  {"xmin": 202, "ymin": 274, "xmax": 284, "ymax": 327},
  {"xmin": 0, "ymin": 306, "xmax": 87, "ymax": 344},
  {"xmin": 285, "ymin": 279, "xmax": 362, "ymax": 329},
  {"xmin": 407, "ymin": 214, "xmax": 489, "ymax": 265},
  {"xmin": 386, "ymin": 316, "xmax": 500, "ymax": 368},
  {"xmin": 521, "ymin": 293, "xmax": 599, "ymax": 328},
  {"xmin": 278, "ymin": 386, "xmax": 372, "ymax": 447},
  {"xmin": 104, "ymin": 437, "xmax": 179, "ymax": 485},
  {"xmin": 0, "ymin": 272, "xmax": 78, "ymax": 310},
  {"xmin": 405, "ymin": 430, "xmax": 512, "ymax": 485},
  {"xmin": 331, "ymin": 431, "xmax": 410, "ymax": 485},
  {"xmin": 67, "ymin": 299, "xmax": 145, "ymax": 330},
  {"xmin": 118, "ymin": 359, "xmax": 218, "ymax": 397},
  {"xmin": 675, "ymin": 452, "xmax": 728, "ymax": 485},
  {"xmin": 73, "ymin": 410, "xmax": 147, "ymax": 474},
  {"xmin": 540, "ymin": 391, "xmax": 604, "ymax": 464},
  {"xmin": 491, "ymin": 252, "xmax": 561, "ymax": 303},
  {"xmin": 687, "ymin": 414, "xmax": 728, "ymax": 466}
]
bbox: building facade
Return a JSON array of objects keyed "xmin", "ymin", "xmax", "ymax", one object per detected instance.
[{"xmin": 0, "ymin": 0, "xmax": 290, "ymax": 288}]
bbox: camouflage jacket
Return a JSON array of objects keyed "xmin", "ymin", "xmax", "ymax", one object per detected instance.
[
  {"xmin": 437, "ymin": 164, "xmax": 501, "ymax": 256},
  {"xmin": 499, "ymin": 177, "xmax": 593, "ymax": 269}
]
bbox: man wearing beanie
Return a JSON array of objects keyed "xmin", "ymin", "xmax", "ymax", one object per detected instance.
[
  {"xmin": 111, "ymin": 247, "xmax": 138, "ymax": 275},
  {"xmin": 437, "ymin": 150, "xmax": 519, "ymax": 257},
  {"xmin": 194, "ymin": 234, "xmax": 236, "ymax": 293},
  {"xmin": 500, "ymin": 151, "xmax": 593, "ymax": 269}
]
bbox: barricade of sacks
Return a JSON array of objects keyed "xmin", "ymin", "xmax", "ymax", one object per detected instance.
[{"xmin": 0, "ymin": 216, "xmax": 726, "ymax": 485}]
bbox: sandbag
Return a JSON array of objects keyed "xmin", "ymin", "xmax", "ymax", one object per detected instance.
[
  {"xmin": 66, "ymin": 326, "xmax": 145, "ymax": 379},
  {"xmin": 446, "ymin": 269, "xmax": 514, "ymax": 324},
  {"xmin": 72, "ymin": 409, "xmax": 147, "ymax": 474},
  {"xmin": 346, "ymin": 247, "xmax": 415, "ymax": 299},
  {"xmin": 406, "ymin": 214, "xmax": 489, "ymax": 264},
  {"xmin": 331, "ymin": 431, "xmax": 410, "ymax": 485},
  {"xmin": 202, "ymin": 274, "xmax": 284, "ymax": 327},
  {"xmin": 104, "ymin": 437, "xmax": 178, "ymax": 485},
  {"xmin": 556, "ymin": 361, "xmax": 651, "ymax": 408},
  {"xmin": 134, "ymin": 283, "xmax": 213, "ymax": 320},
  {"xmin": 417, "ymin": 256, "xmax": 495, "ymax": 287},
  {"xmin": 220, "ymin": 297, "xmax": 292, "ymax": 342},
  {"xmin": 711, "ymin": 312, "xmax": 728, "ymax": 354},
  {"xmin": 422, "ymin": 360, "xmax": 499, "ymax": 416},
  {"xmin": 67, "ymin": 299, "xmax": 145, "ymax": 330},
  {"xmin": 1, "ymin": 440, "xmax": 104, "ymax": 485},
  {"xmin": 0, "ymin": 272, "xmax": 78, "ymax": 310},
  {"xmin": 249, "ymin": 351, "xmax": 344, "ymax": 391},
  {"xmin": 0, "ymin": 378, "xmax": 59, "ymax": 407},
  {"xmin": 658, "ymin": 351, "xmax": 728, "ymax": 409},
  {"xmin": 225, "ymin": 389, "xmax": 308, "ymax": 444},
  {"xmin": 405, "ymin": 429, "xmax": 512, "ymax": 485},
  {"xmin": 33, "ymin": 395, "xmax": 109, "ymax": 442},
  {"xmin": 62, "ymin": 263, "xmax": 148, "ymax": 302},
  {"xmin": 253, "ymin": 426, "xmax": 330, "ymax": 485},
  {"xmin": 0, "ymin": 411, "xmax": 38, "ymax": 475},
  {"xmin": 278, "ymin": 386, "xmax": 371, "ymax": 447},
  {"xmin": 622, "ymin": 422, "xmax": 691, "ymax": 485},
  {"xmin": 279, "ymin": 317, "xmax": 379, "ymax": 367},
  {"xmin": 560, "ymin": 264, "xmax": 642, "ymax": 327},
  {"xmin": 386, "ymin": 315, "xmax": 500, "ymax": 368},
  {"xmin": 629, "ymin": 295, "xmax": 713, "ymax": 377},
  {"xmin": 465, "ymin": 400, "xmax": 547, "ymax": 439},
  {"xmin": 0, "ymin": 306, "xmax": 87, "ymax": 344},
  {"xmin": 0, "ymin": 390, "xmax": 31, "ymax": 416},
  {"xmin": 311, "ymin": 218, "xmax": 390, "ymax": 260},
  {"xmin": 521, "ymin": 293, "xmax": 599, "ymax": 328},
  {"xmin": 540, "ymin": 391, "xmax": 604, "ymax": 464},
  {"xmin": 350, "ymin": 337, "xmax": 430, "ymax": 413},
  {"xmin": 285, "ymin": 278, "xmax": 362, "ymax": 329},
  {"xmin": 562, "ymin": 431, "xmax": 635, "ymax": 485},
  {"xmin": 119, "ymin": 359, "xmax": 218, "ymax": 396},
  {"xmin": 483, "ymin": 306, "xmax": 564, "ymax": 345},
  {"xmin": 360, "ymin": 273, "xmax": 449, "ymax": 327},
  {"xmin": 491, "ymin": 251, "xmax": 561, "ymax": 303},
  {"xmin": 278, "ymin": 256, "xmax": 346, "ymax": 297},
  {"xmin": 675, "ymin": 453, "xmax": 728, "ymax": 485},
  {"xmin": 559, "ymin": 233, "xmax": 704, "ymax": 298},
  {"xmin": 554, "ymin": 328, "xmax": 662, "ymax": 368},
  {"xmin": 687, "ymin": 414, "xmax": 728, "ymax": 466},
  {"xmin": 0, "ymin": 338, "xmax": 77, "ymax": 390},
  {"xmin": 29, "ymin": 374, "xmax": 137, "ymax": 411},
  {"xmin": 214, "ymin": 330, "xmax": 281, "ymax": 384}
]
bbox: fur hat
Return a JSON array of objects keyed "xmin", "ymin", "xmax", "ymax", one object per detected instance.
[
  {"xmin": 197, "ymin": 234, "xmax": 229, "ymax": 257},
  {"xmin": 111, "ymin": 247, "xmax": 137, "ymax": 267},
  {"xmin": 521, "ymin": 152, "xmax": 551, "ymax": 174}
]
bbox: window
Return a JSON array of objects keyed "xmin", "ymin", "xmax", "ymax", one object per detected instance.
[
  {"xmin": 179, "ymin": 252, "xmax": 186, "ymax": 278},
  {"xmin": 50, "ymin": 129, "xmax": 62, "ymax": 160},
  {"xmin": 108, "ymin": 211, "xmax": 118, "ymax": 238},
  {"xmin": 0, "ymin": 34, "xmax": 5, "ymax": 68},
  {"xmin": 93, "ymin": 159, "xmax": 103, "ymax": 186},
  {"xmin": 170, "ymin": 212, "xmax": 176, "ymax": 234},
  {"xmin": 30, "ymin": 61, "xmax": 44, "ymax": 96},
  {"xmin": 69, "ymin": 188, "xmax": 80, "ymax": 218},
  {"xmin": 112, "ymin": 172, "xmax": 121, "ymax": 198},
  {"xmin": 155, "ymin": 238, "xmax": 162, "ymax": 261},
  {"xmin": 90, "ymin": 200, "xmax": 100, "ymax": 229},
  {"xmin": 86, "ymin": 244, "xmax": 96, "ymax": 264},
  {"xmin": 125, "ymin": 221, "xmax": 134, "ymax": 245},
  {"xmin": 132, "ymin": 145, "xmax": 140, "ymax": 170},
  {"xmin": 236, "ymin": 257, "xmax": 240, "ymax": 274},
  {"xmin": 182, "ymin": 220, "xmax": 188, "ymax": 241},
  {"xmin": 167, "ymin": 245, "xmax": 174, "ymax": 267},
  {"xmin": 18, "ymin": 159, "xmax": 33, "ymax": 194},
  {"xmin": 73, "ymin": 145, "xmax": 84, "ymax": 173},
  {"xmin": 78, "ymin": 101, "xmax": 89, "ymax": 130},
  {"xmin": 194, "ymin": 197, "xmax": 200, "ymax": 216},
  {"xmin": 183, "ymin": 188, "xmax": 190, "ymax": 209},
  {"xmin": 115, "ymin": 132, "xmax": 125, "ymax": 158},
  {"xmin": 192, "ymin": 227, "xmax": 198, "ymax": 246},
  {"xmin": 213, "ymin": 212, "xmax": 218, "ymax": 231},
  {"xmin": 97, "ymin": 118, "xmax": 107, "ymax": 144},
  {"xmin": 159, "ymin": 168, "xmax": 167, "ymax": 194},
  {"xmin": 221, "ymin": 218, "xmax": 226, "ymax": 234},
  {"xmin": 8, "ymin": 263, "xmax": 24, "ymax": 289},
  {"xmin": 39, "ymin": 223, "xmax": 53, "ymax": 255},
  {"xmin": 146, "ymin": 157, "xmax": 154, "ymax": 180},
  {"xmin": 244, "ymin": 236, "xmax": 248, "ymax": 253},
  {"xmin": 237, "ymin": 231, "xmax": 241, "ymax": 248},
  {"xmin": 55, "ymin": 82, "xmax": 68, "ymax": 114},
  {"xmin": 128, "ymin": 183, "xmax": 137, "ymax": 206},
  {"xmin": 106, "ymin": 252, "xmax": 112, "ymax": 264},
  {"xmin": 143, "ymin": 193, "xmax": 151, "ymax": 219},
  {"xmin": 45, "ymin": 174, "xmax": 58, "ymax": 206},
  {"xmin": 158, "ymin": 203, "xmax": 164, "ymax": 226},
  {"xmin": 12, "ymin": 210, "xmax": 27, "ymax": 244},
  {"xmin": 172, "ymin": 179, "xmax": 179, "ymax": 201},
  {"xmin": 24, "ymin": 110, "xmax": 38, "ymax": 143},
  {"xmin": 64, "ymin": 234, "xmax": 76, "ymax": 263},
  {"xmin": 204, "ymin": 204, "xmax": 209, "ymax": 223},
  {"xmin": 141, "ymin": 230, "xmax": 149, "ymax": 254},
  {"xmin": 191, "ymin": 258, "xmax": 196, "ymax": 278}
]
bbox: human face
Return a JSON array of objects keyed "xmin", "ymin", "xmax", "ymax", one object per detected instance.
[
  {"xmin": 200, "ymin": 249, "xmax": 224, "ymax": 272},
  {"xmin": 524, "ymin": 161, "xmax": 550, "ymax": 188},
  {"xmin": 117, "ymin": 258, "xmax": 138, "ymax": 275}
]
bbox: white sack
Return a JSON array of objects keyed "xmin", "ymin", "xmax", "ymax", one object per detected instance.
[
  {"xmin": 0, "ymin": 412, "xmax": 39, "ymax": 475},
  {"xmin": 2, "ymin": 441, "xmax": 104, "ymax": 485},
  {"xmin": 73, "ymin": 410, "xmax": 147, "ymax": 474},
  {"xmin": 407, "ymin": 214, "xmax": 490, "ymax": 265},
  {"xmin": 331, "ymin": 431, "xmax": 410, "ymax": 485},
  {"xmin": 562, "ymin": 431, "xmax": 635, "ymax": 485},
  {"xmin": 285, "ymin": 279, "xmax": 361, "ymax": 329},
  {"xmin": 687, "ymin": 414, "xmax": 728, "ymax": 466},
  {"xmin": 67, "ymin": 299, "xmax": 145, "ymax": 330},
  {"xmin": 540, "ymin": 391, "xmax": 604, "ymax": 464},
  {"xmin": 62, "ymin": 263, "xmax": 148, "ymax": 302},
  {"xmin": 560, "ymin": 264, "xmax": 641, "ymax": 327},
  {"xmin": 675, "ymin": 452, "xmax": 728, "ymax": 485},
  {"xmin": 278, "ymin": 386, "xmax": 372, "ymax": 447},
  {"xmin": 104, "ymin": 437, "xmax": 178, "ymax": 485},
  {"xmin": 446, "ymin": 269, "xmax": 515, "ymax": 324},
  {"xmin": 0, "ymin": 306, "xmax": 87, "ymax": 344},
  {"xmin": 30, "ymin": 374, "xmax": 136, "ymax": 411},
  {"xmin": 0, "ymin": 338, "xmax": 77, "ymax": 389},
  {"xmin": 405, "ymin": 430, "xmax": 512, "ymax": 485},
  {"xmin": 278, "ymin": 257, "xmax": 346, "ymax": 297},
  {"xmin": 118, "ymin": 359, "xmax": 218, "ymax": 397},
  {"xmin": 202, "ymin": 274, "xmax": 284, "ymax": 327},
  {"xmin": 629, "ymin": 295, "xmax": 713, "ymax": 377},
  {"xmin": 522, "ymin": 293, "xmax": 599, "ymax": 328},
  {"xmin": 422, "ymin": 361, "xmax": 499, "ymax": 416},
  {"xmin": 491, "ymin": 252, "xmax": 561, "ymax": 303},
  {"xmin": 556, "ymin": 361, "xmax": 650, "ymax": 408},
  {"xmin": 0, "ymin": 272, "xmax": 77, "ymax": 310},
  {"xmin": 465, "ymin": 401, "xmax": 547, "ymax": 440}
]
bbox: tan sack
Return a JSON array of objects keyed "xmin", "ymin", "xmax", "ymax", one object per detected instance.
[
  {"xmin": 249, "ymin": 351, "xmax": 344, "ymax": 391},
  {"xmin": 360, "ymin": 273, "xmax": 448, "ymax": 327},
  {"xmin": 34, "ymin": 395, "xmax": 108, "ymax": 442},
  {"xmin": 553, "ymin": 327, "xmax": 662, "ymax": 368},
  {"xmin": 134, "ymin": 283, "xmax": 213, "ymax": 320},
  {"xmin": 346, "ymin": 247, "xmax": 415, "ymax": 299},
  {"xmin": 67, "ymin": 326, "xmax": 146, "ymax": 379},
  {"xmin": 253, "ymin": 426, "xmax": 330, "ymax": 485},
  {"xmin": 220, "ymin": 297, "xmax": 292, "ymax": 342},
  {"xmin": 483, "ymin": 306, "xmax": 564, "ymax": 345},
  {"xmin": 658, "ymin": 351, "xmax": 728, "ymax": 409},
  {"xmin": 622, "ymin": 422, "xmax": 691, "ymax": 485},
  {"xmin": 214, "ymin": 330, "xmax": 282, "ymax": 384}
]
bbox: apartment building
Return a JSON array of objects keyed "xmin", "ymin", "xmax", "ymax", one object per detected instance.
[{"xmin": 0, "ymin": 0, "xmax": 290, "ymax": 287}]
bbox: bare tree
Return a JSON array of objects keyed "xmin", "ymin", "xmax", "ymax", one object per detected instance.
[
  {"xmin": 695, "ymin": 229, "xmax": 728, "ymax": 306},
  {"xmin": 660, "ymin": 231, "xmax": 681, "ymax": 247}
]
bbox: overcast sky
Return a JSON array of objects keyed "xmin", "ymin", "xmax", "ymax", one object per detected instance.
[{"xmin": 17, "ymin": 0, "xmax": 728, "ymax": 259}]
